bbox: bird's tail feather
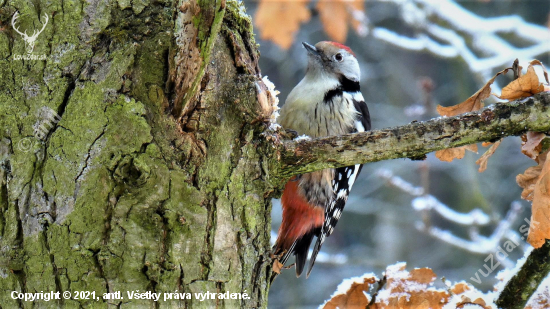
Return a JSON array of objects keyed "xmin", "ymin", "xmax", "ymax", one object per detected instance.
[
  {"xmin": 294, "ymin": 230, "xmax": 317, "ymax": 277},
  {"xmin": 306, "ymin": 234, "xmax": 325, "ymax": 278}
]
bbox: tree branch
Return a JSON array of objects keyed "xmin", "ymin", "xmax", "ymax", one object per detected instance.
[
  {"xmin": 274, "ymin": 92, "xmax": 550, "ymax": 178},
  {"xmin": 496, "ymin": 240, "xmax": 550, "ymax": 308}
]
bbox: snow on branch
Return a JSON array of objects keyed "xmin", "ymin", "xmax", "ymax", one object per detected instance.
[
  {"xmin": 273, "ymin": 92, "xmax": 550, "ymax": 177},
  {"xmin": 417, "ymin": 204, "xmax": 523, "ymax": 270},
  {"xmin": 376, "ymin": 168, "xmax": 525, "ymax": 268},
  {"xmin": 370, "ymin": 0, "xmax": 550, "ymax": 74},
  {"xmin": 377, "ymin": 168, "xmax": 490, "ymax": 226}
]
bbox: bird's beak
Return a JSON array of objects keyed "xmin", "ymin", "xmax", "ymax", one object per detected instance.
[{"xmin": 302, "ymin": 42, "xmax": 319, "ymax": 57}]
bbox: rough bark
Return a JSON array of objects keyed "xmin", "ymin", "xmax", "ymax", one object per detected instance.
[
  {"xmin": 1, "ymin": 0, "xmax": 271, "ymax": 308},
  {"xmin": 1, "ymin": 0, "xmax": 550, "ymax": 308}
]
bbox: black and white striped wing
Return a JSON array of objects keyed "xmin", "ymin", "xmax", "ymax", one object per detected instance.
[{"xmin": 307, "ymin": 92, "xmax": 371, "ymax": 277}]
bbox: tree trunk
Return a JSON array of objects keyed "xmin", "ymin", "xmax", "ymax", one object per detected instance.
[
  {"xmin": 2, "ymin": 0, "xmax": 550, "ymax": 308},
  {"xmin": 1, "ymin": 0, "xmax": 272, "ymax": 307}
]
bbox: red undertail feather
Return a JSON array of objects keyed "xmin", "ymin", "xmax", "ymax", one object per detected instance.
[{"xmin": 274, "ymin": 178, "xmax": 324, "ymax": 277}]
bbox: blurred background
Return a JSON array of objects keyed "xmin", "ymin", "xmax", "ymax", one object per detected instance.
[{"xmin": 242, "ymin": 0, "xmax": 550, "ymax": 307}]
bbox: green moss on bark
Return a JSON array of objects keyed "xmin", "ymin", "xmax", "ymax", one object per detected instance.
[{"xmin": 1, "ymin": 1, "xmax": 272, "ymax": 308}]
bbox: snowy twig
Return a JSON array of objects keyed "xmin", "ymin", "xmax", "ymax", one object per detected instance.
[
  {"xmin": 349, "ymin": 0, "xmax": 550, "ymax": 95},
  {"xmin": 366, "ymin": 275, "xmax": 387, "ymax": 309},
  {"xmin": 377, "ymin": 168, "xmax": 525, "ymax": 265},
  {"xmin": 369, "ymin": 0, "xmax": 550, "ymax": 74},
  {"xmin": 377, "ymin": 168, "xmax": 491, "ymax": 226}
]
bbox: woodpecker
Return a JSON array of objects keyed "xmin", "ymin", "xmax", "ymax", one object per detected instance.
[{"xmin": 273, "ymin": 41, "xmax": 371, "ymax": 278}]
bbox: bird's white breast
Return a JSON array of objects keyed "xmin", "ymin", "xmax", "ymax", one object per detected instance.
[{"xmin": 279, "ymin": 76, "xmax": 360, "ymax": 138}]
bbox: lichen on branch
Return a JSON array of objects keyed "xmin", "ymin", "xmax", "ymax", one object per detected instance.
[
  {"xmin": 268, "ymin": 92, "xmax": 550, "ymax": 178},
  {"xmin": 496, "ymin": 240, "xmax": 550, "ymax": 309}
]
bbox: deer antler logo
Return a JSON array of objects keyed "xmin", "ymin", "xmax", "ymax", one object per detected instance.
[{"xmin": 11, "ymin": 12, "xmax": 49, "ymax": 54}]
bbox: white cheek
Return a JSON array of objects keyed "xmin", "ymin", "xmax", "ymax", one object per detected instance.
[{"xmin": 340, "ymin": 58, "xmax": 360, "ymax": 81}]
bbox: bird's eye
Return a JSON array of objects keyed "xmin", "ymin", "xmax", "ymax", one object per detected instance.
[{"xmin": 334, "ymin": 53, "xmax": 343, "ymax": 62}]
